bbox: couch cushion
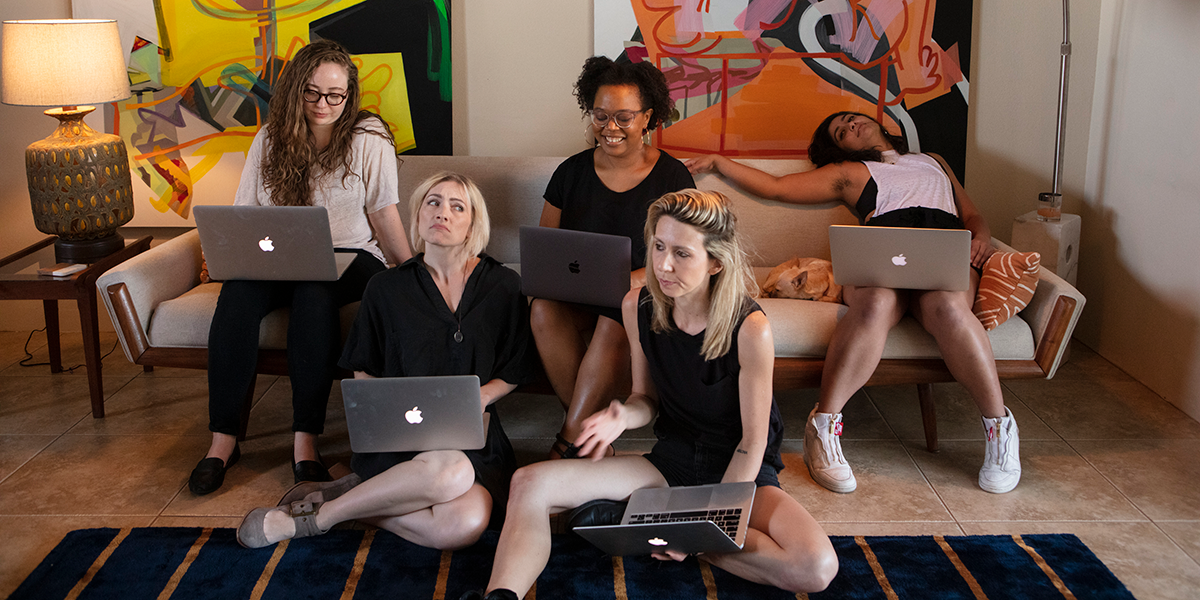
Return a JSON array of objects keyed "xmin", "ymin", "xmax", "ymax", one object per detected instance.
[
  {"xmin": 147, "ymin": 282, "xmax": 361, "ymax": 350},
  {"xmin": 757, "ymin": 296, "xmax": 1035, "ymax": 360}
]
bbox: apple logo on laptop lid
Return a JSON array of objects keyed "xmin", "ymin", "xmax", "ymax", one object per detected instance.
[
  {"xmin": 405, "ymin": 406, "xmax": 423, "ymax": 424},
  {"xmin": 891, "ymin": 253, "xmax": 906, "ymax": 266},
  {"xmin": 259, "ymin": 236, "xmax": 274, "ymax": 252}
]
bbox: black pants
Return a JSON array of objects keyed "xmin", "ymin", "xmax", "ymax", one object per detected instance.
[{"xmin": 207, "ymin": 249, "xmax": 385, "ymax": 435}]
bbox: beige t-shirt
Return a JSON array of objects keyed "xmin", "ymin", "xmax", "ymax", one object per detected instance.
[{"xmin": 235, "ymin": 118, "xmax": 399, "ymax": 264}]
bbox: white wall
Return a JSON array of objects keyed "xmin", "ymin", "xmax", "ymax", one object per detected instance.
[{"xmin": 1078, "ymin": 0, "xmax": 1200, "ymax": 419}]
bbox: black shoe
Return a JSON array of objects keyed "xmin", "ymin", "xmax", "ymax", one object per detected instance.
[
  {"xmin": 457, "ymin": 590, "xmax": 518, "ymax": 600},
  {"xmin": 188, "ymin": 445, "xmax": 240, "ymax": 495},
  {"xmin": 292, "ymin": 455, "xmax": 332, "ymax": 484},
  {"xmin": 566, "ymin": 499, "xmax": 628, "ymax": 532}
]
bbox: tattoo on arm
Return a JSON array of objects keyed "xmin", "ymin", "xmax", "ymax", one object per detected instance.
[{"xmin": 736, "ymin": 448, "xmax": 748, "ymax": 455}]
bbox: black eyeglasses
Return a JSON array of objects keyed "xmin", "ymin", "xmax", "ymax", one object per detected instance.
[{"xmin": 302, "ymin": 90, "xmax": 347, "ymax": 106}]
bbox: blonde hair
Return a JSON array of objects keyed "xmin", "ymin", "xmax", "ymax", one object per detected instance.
[
  {"xmin": 407, "ymin": 172, "xmax": 491, "ymax": 257},
  {"xmin": 643, "ymin": 189, "xmax": 756, "ymax": 360}
]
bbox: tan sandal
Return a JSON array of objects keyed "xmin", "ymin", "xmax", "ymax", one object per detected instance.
[{"xmin": 237, "ymin": 498, "xmax": 327, "ymax": 549}]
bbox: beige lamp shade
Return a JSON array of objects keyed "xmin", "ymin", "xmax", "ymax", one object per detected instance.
[{"xmin": 1, "ymin": 19, "xmax": 131, "ymax": 107}]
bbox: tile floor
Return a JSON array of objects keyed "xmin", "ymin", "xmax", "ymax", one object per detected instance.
[{"xmin": 1, "ymin": 331, "xmax": 1199, "ymax": 599}]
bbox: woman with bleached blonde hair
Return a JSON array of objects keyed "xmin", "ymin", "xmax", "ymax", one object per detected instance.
[
  {"xmin": 461, "ymin": 189, "xmax": 838, "ymax": 600},
  {"xmin": 236, "ymin": 171, "xmax": 536, "ymax": 552}
]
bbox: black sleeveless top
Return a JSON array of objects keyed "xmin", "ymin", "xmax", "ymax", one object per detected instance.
[{"xmin": 637, "ymin": 288, "xmax": 784, "ymax": 472}]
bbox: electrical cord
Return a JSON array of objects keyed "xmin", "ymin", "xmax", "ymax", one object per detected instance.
[{"xmin": 18, "ymin": 327, "xmax": 120, "ymax": 372}]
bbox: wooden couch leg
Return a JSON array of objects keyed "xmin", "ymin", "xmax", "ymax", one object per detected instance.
[
  {"xmin": 918, "ymin": 383, "xmax": 938, "ymax": 453},
  {"xmin": 237, "ymin": 381, "xmax": 256, "ymax": 442}
]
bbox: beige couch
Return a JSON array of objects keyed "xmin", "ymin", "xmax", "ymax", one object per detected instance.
[{"xmin": 97, "ymin": 156, "xmax": 1085, "ymax": 447}]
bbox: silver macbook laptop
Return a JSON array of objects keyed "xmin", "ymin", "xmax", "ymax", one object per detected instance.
[
  {"xmin": 193, "ymin": 205, "xmax": 356, "ymax": 281},
  {"xmin": 829, "ymin": 225, "xmax": 971, "ymax": 291},
  {"xmin": 574, "ymin": 482, "xmax": 756, "ymax": 556},
  {"xmin": 519, "ymin": 226, "xmax": 631, "ymax": 308},
  {"xmin": 340, "ymin": 376, "xmax": 488, "ymax": 453}
]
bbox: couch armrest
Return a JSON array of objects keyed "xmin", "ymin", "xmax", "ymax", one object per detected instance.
[
  {"xmin": 994, "ymin": 239, "xmax": 1086, "ymax": 378},
  {"xmin": 96, "ymin": 229, "xmax": 204, "ymax": 363}
]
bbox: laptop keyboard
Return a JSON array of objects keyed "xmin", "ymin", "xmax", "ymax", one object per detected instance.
[{"xmin": 628, "ymin": 508, "xmax": 742, "ymax": 538}]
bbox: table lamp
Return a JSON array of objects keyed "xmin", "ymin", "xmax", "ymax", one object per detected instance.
[{"xmin": 1, "ymin": 19, "xmax": 134, "ymax": 263}]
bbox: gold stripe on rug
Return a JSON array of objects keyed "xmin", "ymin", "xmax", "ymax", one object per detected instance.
[
  {"xmin": 433, "ymin": 549, "xmax": 453, "ymax": 600},
  {"xmin": 249, "ymin": 539, "xmax": 289, "ymax": 600},
  {"xmin": 339, "ymin": 529, "xmax": 376, "ymax": 600},
  {"xmin": 156, "ymin": 528, "xmax": 212, "ymax": 600},
  {"xmin": 526, "ymin": 581, "xmax": 536, "ymax": 599},
  {"xmin": 855, "ymin": 536, "xmax": 899, "ymax": 600},
  {"xmin": 935, "ymin": 535, "xmax": 989, "ymax": 600},
  {"xmin": 1013, "ymin": 535, "xmax": 1077, "ymax": 600},
  {"xmin": 794, "ymin": 593, "xmax": 809, "ymax": 600},
  {"xmin": 699, "ymin": 561, "xmax": 719, "ymax": 599},
  {"xmin": 64, "ymin": 527, "xmax": 132, "ymax": 600},
  {"xmin": 613, "ymin": 556, "xmax": 628, "ymax": 600}
]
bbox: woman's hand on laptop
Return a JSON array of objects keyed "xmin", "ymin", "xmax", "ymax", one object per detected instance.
[{"xmin": 652, "ymin": 549, "xmax": 701, "ymax": 562}]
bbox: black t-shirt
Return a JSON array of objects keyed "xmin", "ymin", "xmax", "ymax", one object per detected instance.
[
  {"xmin": 339, "ymin": 254, "xmax": 535, "ymax": 387},
  {"xmin": 544, "ymin": 148, "xmax": 695, "ymax": 269},
  {"xmin": 637, "ymin": 288, "xmax": 784, "ymax": 471}
]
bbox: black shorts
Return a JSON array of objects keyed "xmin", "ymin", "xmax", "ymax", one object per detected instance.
[
  {"xmin": 644, "ymin": 435, "xmax": 781, "ymax": 489},
  {"xmin": 867, "ymin": 206, "xmax": 965, "ymax": 230}
]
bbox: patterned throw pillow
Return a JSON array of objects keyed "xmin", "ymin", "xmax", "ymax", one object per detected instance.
[{"xmin": 973, "ymin": 251, "xmax": 1040, "ymax": 330}]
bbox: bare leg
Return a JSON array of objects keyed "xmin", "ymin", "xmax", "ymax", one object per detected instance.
[
  {"xmin": 530, "ymin": 299, "xmax": 592, "ymax": 411},
  {"xmin": 485, "ymin": 456, "xmax": 668, "ymax": 596},
  {"xmin": 258, "ymin": 450, "xmax": 476, "ymax": 545},
  {"xmin": 910, "ymin": 273, "xmax": 1005, "ymax": 418},
  {"xmin": 701, "ymin": 486, "xmax": 838, "ymax": 593},
  {"xmin": 205, "ymin": 432, "xmax": 237, "ymax": 461},
  {"xmin": 562, "ymin": 316, "xmax": 632, "ymax": 443},
  {"xmin": 294, "ymin": 431, "xmax": 319, "ymax": 463},
  {"xmin": 362, "ymin": 483, "xmax": 492, "ymax": 550},
  {"xmin": 817, "ymin": 286, "xmax": 907, "ymax": 413}
]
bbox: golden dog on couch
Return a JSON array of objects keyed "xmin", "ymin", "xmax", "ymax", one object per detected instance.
[{"xmin": 761, "ymin": 257, "xmax": 843, "ymax": 303}]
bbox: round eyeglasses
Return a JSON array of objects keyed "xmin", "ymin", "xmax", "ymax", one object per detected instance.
[
  {"xmin": 302, "ymin": 90, "xmax": 347, "ymax": 106},
  {"xmin": 589, "ymin": 108, "xmax": 646, "ymax": 129}
]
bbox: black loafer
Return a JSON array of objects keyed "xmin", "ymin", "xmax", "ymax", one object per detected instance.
[
  {"xmin": 457, "ymin": 590, "xmax": 518, "ymax": 600},
  {"xmin": 188, "ymin": 445, "xmax": 240, "ymax": 495},
  {"xmin": 292, "ymin": 457, "xmax": 332, "ymax": 484},
  {"xmin": 566, "ymin": 499, "xmax": 629, "ymax": 532}
]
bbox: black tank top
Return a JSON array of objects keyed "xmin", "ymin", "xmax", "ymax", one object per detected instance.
[{"xmin": 637, "ymin": 289, "xmax": 784, "ymax": 470}]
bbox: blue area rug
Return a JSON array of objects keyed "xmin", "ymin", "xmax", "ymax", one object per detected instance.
[{"xmin": 9, "ymin": 528, "xmax": 1135, "ymax": 599}]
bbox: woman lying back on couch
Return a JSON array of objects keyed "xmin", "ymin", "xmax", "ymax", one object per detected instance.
[{"xmin": 686, "ymin": 112, "xmax": 1023, "ymax": 495}]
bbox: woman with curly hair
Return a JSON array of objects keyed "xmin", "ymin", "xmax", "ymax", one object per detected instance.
[
  {"xmin": 533, "ymin": 56, "xmax": 695, "ymax": 460},
  {"xmin": 189, "ymin": 39, "xmax": 412, "ymax": 496}
]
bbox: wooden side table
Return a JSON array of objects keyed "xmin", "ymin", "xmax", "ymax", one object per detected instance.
[{"xmin": 0, "ymin": 235, "xmax": 153, "ymax": 418}]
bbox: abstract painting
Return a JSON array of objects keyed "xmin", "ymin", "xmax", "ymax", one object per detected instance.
[
  {"xmin": 595, "ymin": 0, "xmax": 971, "ymax": 179},
  {"xmin": 73, "ymin": 0, "xmax": 451, "ymax": 226}
]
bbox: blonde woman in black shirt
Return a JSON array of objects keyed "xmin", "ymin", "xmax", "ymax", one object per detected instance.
[{"xmin": 236, "ymin": 172, "xmax": 535, "ymax": 551}]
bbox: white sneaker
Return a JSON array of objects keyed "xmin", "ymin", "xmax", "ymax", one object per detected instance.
[
  {"xmin": 803, "ymin": 406, "xmax": 857, "ymax": 493},
  {"xmin": 979, "ymin": 407, "xmax": 1021, "ymax": 493}
]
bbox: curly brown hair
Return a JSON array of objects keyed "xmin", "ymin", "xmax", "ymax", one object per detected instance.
[
  {"xmin": 573, "ymin": 56, "xmax": 673, "ymax": 133},
  {"xmin": 261, "ymin": 39, "xmax": 395, "ymax": 206}
]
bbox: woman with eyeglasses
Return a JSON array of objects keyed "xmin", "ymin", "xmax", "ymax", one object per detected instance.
[
  {"xmin": 189, "ymin": 39, "xmax": 412, "ymax": 496},
  {"xmin": 533, "ymin": 56, "xmax": 695, "ymax": 461}
]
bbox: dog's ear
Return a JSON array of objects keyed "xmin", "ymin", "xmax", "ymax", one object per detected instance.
[{"xmin": 792, "ymin": 270, "xmax": 809, "ymax": 289}]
